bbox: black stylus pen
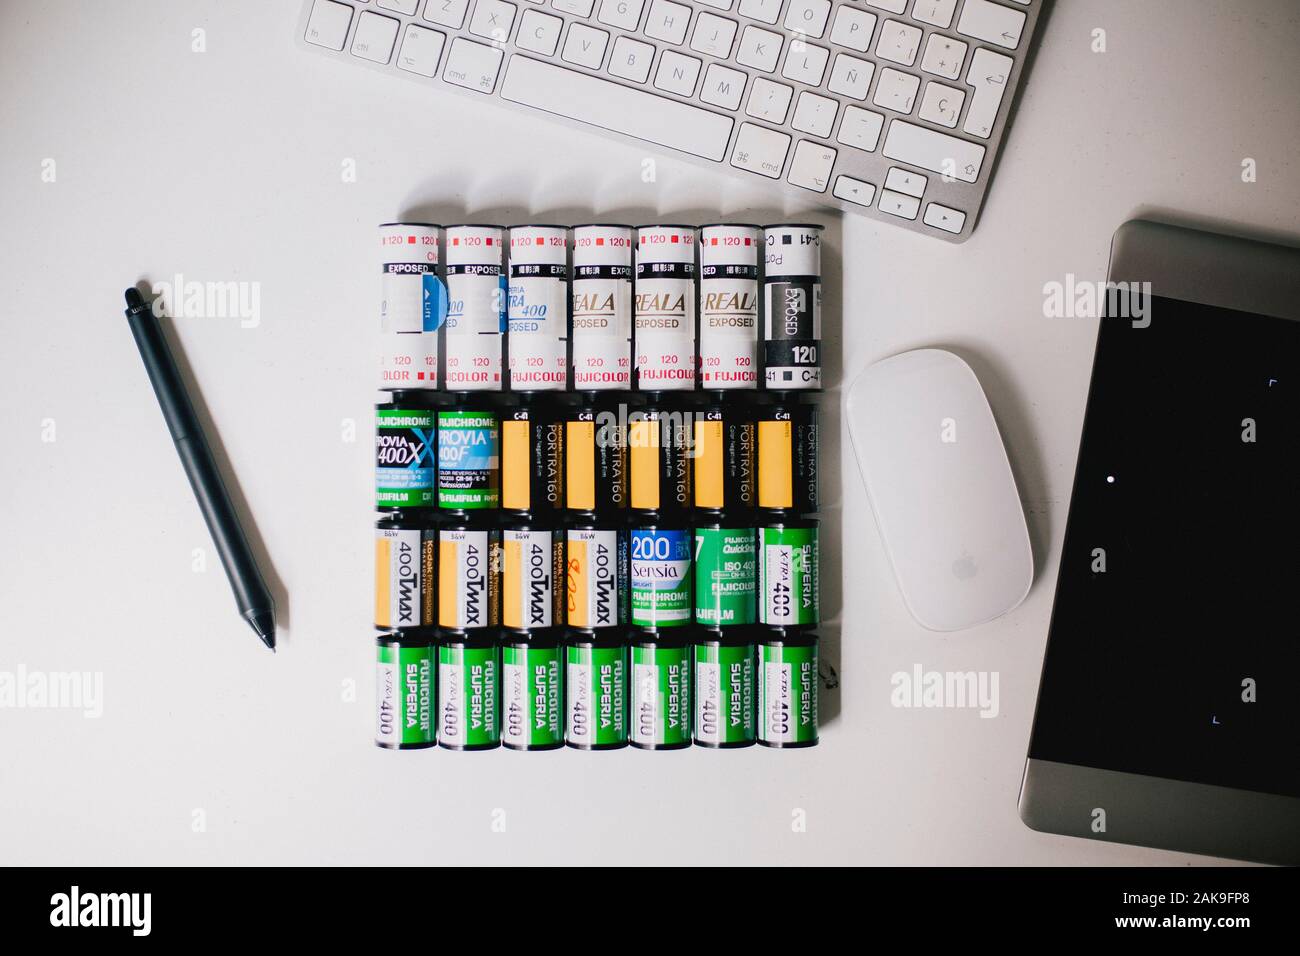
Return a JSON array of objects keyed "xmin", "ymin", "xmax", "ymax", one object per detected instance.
[{"xmin": 123, "ymin": 288, "xmax": 276, "ymax": 650}]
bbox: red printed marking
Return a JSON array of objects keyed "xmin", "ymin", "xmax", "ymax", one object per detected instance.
[{"xmin": 407, "ymin": 236, "xmax": 416, "ymax": 244}]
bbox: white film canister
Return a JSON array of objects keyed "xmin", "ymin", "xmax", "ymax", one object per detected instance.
[
  {"xmin": 378, "ymin": 222, "xmax": 441, "ymax": 390},
  {"xmin": 699, "ymin": 223, "xmax": 761, "ymax": 389},
  {"xmin": 445, "ymin": 224, "xmax": 506, "ymax": 391},
  {"xmin": 763, "ymin": 223, "xmax": 823, "ymax": 391},
  {"xmin": 507, "ymin": 225, "xmax": 568, "ymax": 391},
  {"xmin": 634, "ymin": 224, "xmax": 697, "ymax": 391},
  {"xmin": 571, "ymin": 224, "xmax": 634, "ymax": 390}
]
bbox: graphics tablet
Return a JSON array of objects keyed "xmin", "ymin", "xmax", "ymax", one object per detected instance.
[{"xmin": 1019, "ymin": 220, "xmax": 1300, "ymax": 865}]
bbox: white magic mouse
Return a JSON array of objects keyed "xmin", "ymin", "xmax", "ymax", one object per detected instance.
[{"xmin": 846, "ymin": 349, "xmax": 1033, "ymax": 631}]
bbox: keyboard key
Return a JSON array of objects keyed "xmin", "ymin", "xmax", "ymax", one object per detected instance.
[
  {"xmin": 827, "ymin": 53, "xmax": 873, "ymax": 100},
  {"xmin": 956, "ymin": 0, "xmax": 1026, "ymax": 49},
  {"xmin": 396, "ymin": 24, "xmax": 447, "ymax": 76},
  {"xmin": 783, "ymin": 0, "xmax": 830, "ymax": 38},
  {"xmin": 563, "ymin": 23, "xmax": 610, "ymax": 68},
  {"xmin": 872, "ymin": 67, "xmax": 919, "ymax": 113},
  {"xmin": 598, "ymin": 0, "xmax": 645, "ymax": 30},
  {"xmin": 443, "ymin": 37, "xmax": 504, "ymax": 92},
  {"xmin": 881, "ymin": 119, "xmax": 985, "ymax": 181},
  {"xmin": 517, "ymin": 10, "xmax": 563, "ymax": 56},
  {"xmin": 963, "ymin": 47, "xmax": 1013, "ymax": 138},
  {"xmin": 738, "ymin": 0, "xmax": 781, "ymax": 24},
  {"xmin": 787, "ymin": 140, "xmax": 836, "ymax": 191},
  {"xmin": 352, "ymin": 12, "xmax": 400, "ymax": 63},
  {"xmin": 884, "ymin": 166, "xmax": 926, "ymax": 197},
  {"xmin": 917, "ymin": 81, "xmax": 964, "ymax": 128},
  {"xmin": 552, "ymin": 0, "xmax": 596, "ymax": 14},
  {"xmin": 644, "ymin": 0, "xmax": 692, "ymax": 44},
  {"xmin": 608, "ymin": 35, "xmax": 655, "ymax": 82},
  {"xmin": 470, "ymin": 0, "xmax": 517, "ymax": 42},
  {"xmin": 920, "ymin": 34, "xmax": 966, "ymax": 80},
  {"xmin": 791, "ymin": 91, "xmax": 838, "ymax": 136},
  {"xmin": 700, "ymin": 63, "xmax": 747, "ymax": 110},
  {"xmin": 424, "ymin": 0, "xmax": 470, "ymax": 29},
  {"xmin": 736, "ymin": 26, "xmax": 783, "ymax": 72},
  {"xmin": 875, "ymin": 19, "xmax": 921, "ymax": 66},
  {"xmin": 782, "ymin": 43, "xmax": 829, "ymax": 85},
  {"xmin": 833, "ymin": 175, "xmax": 875, "ymax": 205},
  {"xmin": 836, "ymin": 105, "xmax": 884, "ymax": 151},
  {"xmin": 865, "ymin": 0, "xmax": 905, "ymax": 12},
  {"xmin": 697, "ymin": 0, "xmax": 733, "ymax": 8},
  {"xmin": 690, "ymin": 13, "xmax": 738, "ymax": 58},
  {"xmin": 910, "ymin": 0, "xmax": 956, "ymax": 29},
  {"xmin": 923, "ymin": 202, "xmax": 966, "ymax": 233},
  {"xmin": 654, "ymin": 49, "xmax": 702, "ymax": 96},
  {"xmin": 305, "ymin": 0, "xmax": 353, "ymax": 51},
  {"xmin": 829, "ymin": 7, "xmax": 876, "ymax": 53},
  {"xmin": 378, "ymin": 0, "xmax": 421, "ymax": 15},
  {"xmin": 501, "ymin": 55, "xmax": 734, "ymax": 160},
  {"xmin": 730, "ymin": 122, "xmax": 790, "ymax": 177},
  {"xmin": 745, "ymin": 76, "xmax": 793, "ymax": 123},
  {"xmin": 878, "ymin": 189, "xmax": 920, "ymax": 218}
]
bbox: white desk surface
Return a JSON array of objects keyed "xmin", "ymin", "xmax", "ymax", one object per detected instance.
[{"xmin": 2, "ymin": 0, "xmax": 1297, "ymax": 866}]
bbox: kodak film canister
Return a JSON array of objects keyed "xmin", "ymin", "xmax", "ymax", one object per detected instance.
[
  {"xmin": 438, "ymin": 519, "xmax": 502, "ymax": 632},
  {"xmin": 444, "ymin": 224, "xmax": 506, "ymax": 391},
  {"xmin": 437, "ymin": 407, "xmax": 500, "ymax": 510},
  {"xmin": 629, "ymin": 522, "xmax": 693, "ymax": 630},
  {"xmin": 375, "ymin": 634, "xmax": 436, "ymax": 750},
  {"xmin": 763, "ymin": 223, "xmax": 823, "ymax": 391},
  {"xmin": 635, "ymin": 224, "xmax": 697, "ymax": 391},
  {"xmin": 374, "ymin": 515, "xmax": 436, "ymax": 632},
  {"xmin": 501, "ymin": 398, "xmax": 564, "ymax": 515},
  {"xmin": 699, "ymin": 223, "xmax": 761, "ymax": 389},
  {"xmin": 375, "ymin": 397, "xmax": 436, "ymax": 511},
  {"xmin": 438, "ymin": 634, "xmax": 501, "ymax": 750},
  {"xmin": 572, "ymin": 224, "xmax": 634, "ymax": 390},
  {"xmin": 757, "ymin": 517, "xmax": 820, "ymax": 627},
  {"xmin": 693, "ymin": 521, "xmax": 757, "ymax": 628},
  {"xmin": 379, "ymin": 222, "xmax": 443, "ymax": 390},
  {"xmin": 629, "ymin": 632, "xmax": 693, "ymax": 750},
  {"xmin": 564, "ymin": 522, "xmax": 629, "ymax": 631},
  {"xmin": 757, "ymin": 628, "xmax": 819, "ymax": 748},
  {"xmin": 693, "ymin": 398, "xmax": 757, "ymax": 513},
  {"xmin": 629, "ymin": 402, "xmax": 692, "ymax": 514},
  {"xmin": 693, "ymin": 629, "xmax": 757, "ymax": 748},
  {"xmin": 507, "ymin": 224, "xmax": 569, "ymax": 391},
  {"xmin": 565, "ymin": 634, "xmax": 629, "ymax": 750},
  {"xmin": 757, "ymin": 400, "xmax": 818, "ymax": 513},
  {"xmin": 501, "ymin": 634, "xmax": 564, "ymax": 750},
  {"xmin": 565, "ymin": 398, "xmax": 627, "ymax": 513},
  {"xmin": 502, "ymin": 520, "xmax": 565, "ymax": 633}
]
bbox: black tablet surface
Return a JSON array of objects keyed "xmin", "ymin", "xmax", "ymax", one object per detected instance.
[{"xmin": 1019, "ymin": 220, "xmax": 1300, "ymax": 865}]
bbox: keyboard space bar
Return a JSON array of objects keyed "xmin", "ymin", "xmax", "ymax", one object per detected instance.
[{"xmin": 500, "ymin": 56, "xmax": 734, "ymax": 163}]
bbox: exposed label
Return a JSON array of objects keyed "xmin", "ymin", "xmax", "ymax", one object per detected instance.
[
  {"xmin": 566, "ymin": 645, "xmax": 627, "ymax": 747},
  {"xmin": 694, "ymin": 643, "xmax": 755, "ymax": 745},
  {"xmin": 763, "ymin": 279, "xmax": 822, "ymax": 389},
  {"xmin": 439, "ymin": 529, "xmax": 501, "ymax": 630},
  {"xmin": 376, "ymin": 643, "xmax": 435, "ymax": 747},
  {"xmin": 438, "ymin": 411, "xmax": 500, "ymax": 509},
  {"xmin": 631, "ymin": 644, "xmax": 691, "ymax": 747},
  {"xmin": 375, "ymin": 408, "xmax": 435, "ymax": 508},
  {"xmin": 503, "ymin": 529, "xmax": 559, "ymax": 630},
  {"xmin": 693, "ymin": 527, "xmax": 756, "ymax": 626},
  {"xmin": 635, "ymin": 258, "xmax": 696, "ymax": 389},
  {"xmin": 630, "ymin": 529, "xmax": 692, "ymax": 627},
  {"xmin": 572, "ymin": 271, "xmax": 632, "ymax": 389},
  {"xmin": 700, "ymin": 266, "xmax": 759, "ymax": 388},
  {"xmin": 439, "ymin": 644, "xmax": 499, "ymax": 747},
  {"xmin": 759, "ymin": 525, "xmax": 820, "ymax": 626},
  {"xmin": 374, "ymin": 527, "xmax": 434, "ymax": 629},
  {"xmin": 379, "ymin": 225, "xmax": 440, "ymax": 389},
  {"xmin": 445, "ymin": 263, "xmax": 505, "ymax": 389},
  {"xmin": 566, "ymin": 528, "xmax": 624, "ymax": 629},
  {"xmin": 502, "ymin": 644, "xmax": 563, "ymax": 749},
  {"xmin": 759, "ymin": 643, "xmax": 819, "ymax": 745}
]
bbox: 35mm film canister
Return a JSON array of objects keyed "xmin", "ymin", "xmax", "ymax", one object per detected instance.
[
  {"xmin": 757, "ymin": 517, "xmax": 820, "ymax": 627},
  {"xmin": 763, "ymin": 224, "xmax": 822, "ymax": 391},
  {"xmin": 565, "ymin": 634, "xmax": 629, "ymax": 750},
  {"xmin": 502, "ymin": 633, "xmax": 564, "ymax": 751},
  {"xmin": 757, "ymin": 628, "xmax": 819, "ymax": 748},
  {"xmin": 375, "ymin": 634, "xmax": 436, "ymax": 750},
  {"xmin": 572, "ymin": 224, "xmax": 634, "ymax": 390},
  {"xmin": 445, "ymin": 224, "xmax": 505, "ymax": 391},
  {"xmin": 694, "ymin": 629, "xmax": 757, "ymax": 748},
  {"xmin": 375, "ymin": 515, "xmax": 435, "ymax": 631},
  {"xmin": 502, "ymin": 399, "xmax": 564, "ymax": 515},
  {"xmin": 757, "ymin": 400, "xmax": 818, "ymax": 513},
  {"xmin": 507, "ymin": 224, "xmax": 568, "ymax": 391},
  {"xmin": 438, "ymin": 407, "xmax": 500, "ymax": 511},
  {"xmin": 630, "ymin": 632, "xmax": 693, "ymax": 750},
  {"xmin": 375, "ymin": 398, "xmax": 435, "ymax": 511},
  {"xmin": 438, "ymin": 519, "xmax": 502, "ymax": 632},
  {"xmin": 378, "ymin": 222, "xmax": 442, "ymax": 390},
  {"xmin": 565, "ymin": 400, "xmax": 628, "ymax": 513},
  {"xmin": 629, "ymin": 522, "xmax": 693, "ymax": 630},
  {"xmin": 699, "ymin": 223, "xmax": 760, "ymax": 389},
  {"xmin": 694, "ymin": 398, "xmax": 757, "ymax": 513},
  {"xmin": 693, "ymin": 521, "xmax": 757, "ymax": 628},
  {"xmin": 564, "ymin": 523, "xmax": 629, "ymax": 631},
  {"xmin": 438, "ymin": 634, "xmax": 500, "ymax": 750},
  {"xmin": 502, "ymin": 520, "xmax": 565, "ymax": 633},
  {"xmin": 635, "ymin": 224, "xmax": 696, "ymax": 391},
  {"xmin": 629, "ymin": 404, "xmax": 692, "ymax": 514}
]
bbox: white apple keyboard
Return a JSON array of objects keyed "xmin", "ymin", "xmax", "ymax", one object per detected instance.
[
  {"xmin": 296, "ymin": 0, "xmax": 1042, "ymax": 241},
  {"xmin": 847, "ymin": 349, "xmax": 1032, "ymax": 631}
]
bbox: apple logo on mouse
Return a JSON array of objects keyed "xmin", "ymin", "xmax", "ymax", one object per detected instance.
[{"xmin": 952, "ymin": 551, "xmax": 978, "ymax": 580}]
